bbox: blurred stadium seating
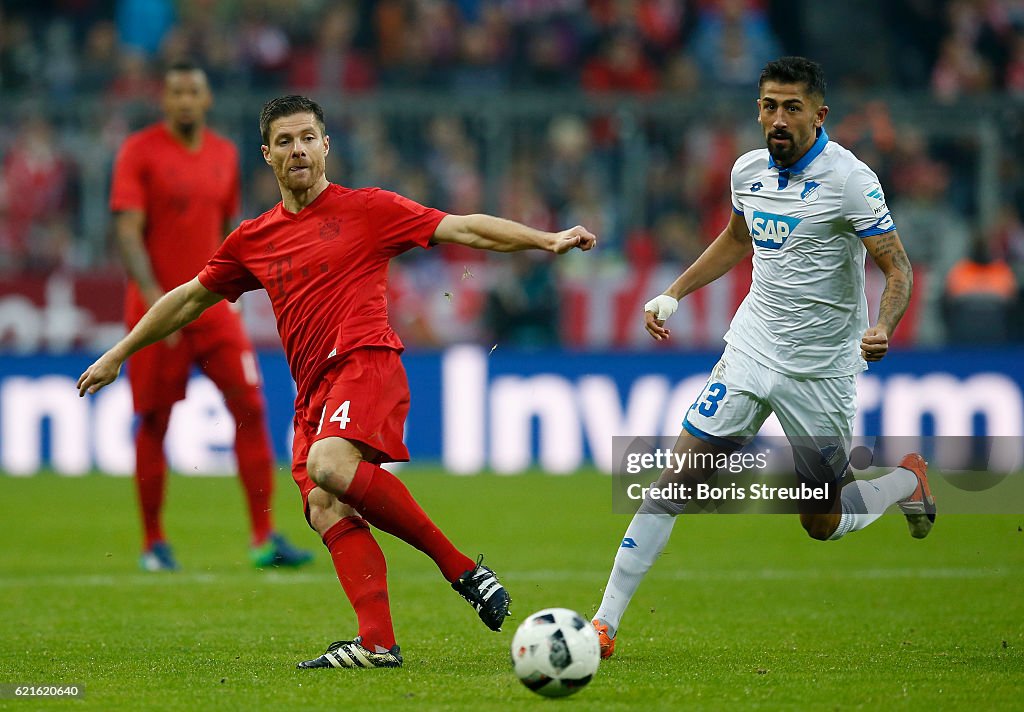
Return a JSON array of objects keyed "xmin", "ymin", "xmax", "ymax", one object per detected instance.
[
  {"xmin": 0, "ymin": 0, "xmax": 1021, "ymax": 350},
  {"xmin": 1, "ymin": 1, "xmax": 1022, "ymax": 474}
]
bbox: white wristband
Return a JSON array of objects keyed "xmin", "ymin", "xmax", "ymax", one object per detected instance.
[{"xmin": 644, "ymin": 294, "xmax": 678, "ymax": 322}]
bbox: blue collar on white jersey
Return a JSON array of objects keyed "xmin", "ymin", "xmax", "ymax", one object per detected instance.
[{"xmin": 768, "ymin": 127, "xmax": 829, "ymax": 174}]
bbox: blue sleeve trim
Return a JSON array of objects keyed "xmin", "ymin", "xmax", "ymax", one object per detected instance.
[
  {"xmin": 857, "ymin": 225, "xmax": 896, "ymax": 238},
  {"xmin": 682, "ymin": 418, "xmax": 743, "ymax": 453},
  {"xmin": 732, "ymin": 204, "xmax": 743, "ymax": 215},
  {"xmin": 857, "ymin": 212, "xmax": 895, "ymax": 238}
]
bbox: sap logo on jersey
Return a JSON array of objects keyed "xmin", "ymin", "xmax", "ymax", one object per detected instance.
[{"xmin": 751, "ymin": 211, "xmax": 801, "ymax": 249}]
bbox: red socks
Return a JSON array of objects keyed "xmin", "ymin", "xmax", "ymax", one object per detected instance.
[
  {"xmin": 137, "ymin": 400, "xmax": 276, "ymax": 549},
  {"xmin": 322, "ymin": 517, "xmax": 395, "ymax": 651},
  {"xmin": 135, "ymin": 410, "xmax": 171, "ymax": 549},
  {"xmin": 226, "ymin": 395, "xmax": 275, "ymax": 545},
  {"xmin": 342, "ymin": 462, "xmax": 474, "ymax": 582},
  {"xmin": 323, "ymin": 465, "xmax": 476, "ymax": 651}
]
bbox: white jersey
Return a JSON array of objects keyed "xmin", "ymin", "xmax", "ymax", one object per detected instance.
[{"xmin": 725, "ymin": 128, "xmax": 895, "ymax": 377}]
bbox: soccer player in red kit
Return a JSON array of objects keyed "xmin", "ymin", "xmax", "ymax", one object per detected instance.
[
  {"xmin": 80, "ymin": 94, "xmax": 597, "ymax": 668},
  {"xmin": 110, "ymin": 62, "xmax": 312, "ymax": 572}
]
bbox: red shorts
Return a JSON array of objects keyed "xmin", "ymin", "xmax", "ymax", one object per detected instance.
[
  {"xmin": 291, "ymin": 347, "xmax": 411, "ymax": 508},
  {"xmin": 125, "ymin": 298, "xmax": 260, "ymax": 413}
]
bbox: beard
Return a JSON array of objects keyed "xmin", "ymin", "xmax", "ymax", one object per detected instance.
[{"xmin": 766, "ymin": 131, "xmax": 797, "ymax": 165}]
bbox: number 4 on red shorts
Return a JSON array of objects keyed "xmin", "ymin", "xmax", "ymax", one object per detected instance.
[{"xmin": 317, "ymin": 401, "xmax": 351, "ymax": 434}]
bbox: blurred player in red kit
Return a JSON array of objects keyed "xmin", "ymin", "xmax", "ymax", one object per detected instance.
[
  {"xmin": 82, "ymin": 94, "xmax": 597, "ymax": 667},
  {"xmin": 109, "ymin": 61, "xmax": 312, "ymax": 572}
]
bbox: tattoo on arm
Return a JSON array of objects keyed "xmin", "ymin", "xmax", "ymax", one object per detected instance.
[
  {"xmin": 872, "ymin": 233, "xmax": 897, "ymax": 259},
  {"xmin": 874, "ymin": 237, "xmax": 913, "ymax": 334}
]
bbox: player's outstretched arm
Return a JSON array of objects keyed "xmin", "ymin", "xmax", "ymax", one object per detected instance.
[
  {"xmin": 431, "ymin": 214, "xmax": 596, "ymax": 254},
  {"xmin": 861, "ymin": 230, "xmax": 913, "ymax": 362},
  {"xmin": 77, "ymin": 277, "xmax": 224, "ymax": 396},
  {"xmin": 644, "ymin": 210, "xmax": 752, "ymax": 341}
]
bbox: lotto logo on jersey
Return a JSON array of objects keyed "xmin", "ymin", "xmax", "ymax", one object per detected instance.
[{"xmin": 750, "ymin": 211, "xmax": 801, "ymax": 249}]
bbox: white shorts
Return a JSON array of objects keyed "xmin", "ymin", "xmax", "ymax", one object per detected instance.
[{"xmin": 683, "ymin": 345, "xmax": 856, "ymax": 482}]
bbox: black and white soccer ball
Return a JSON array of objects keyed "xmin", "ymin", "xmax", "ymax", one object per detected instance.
[{"xmin": 510, "ymin": 607, "xmax": 600, "ymax": 697}]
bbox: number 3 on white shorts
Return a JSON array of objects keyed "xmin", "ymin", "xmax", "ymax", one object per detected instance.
[
  {"xmin": 697, "ymin": 382, "xmax": 726, "ymax": 417},
  {"xmin": 317, "ymin": 401, "xmax": 352, "ymax": 434}
]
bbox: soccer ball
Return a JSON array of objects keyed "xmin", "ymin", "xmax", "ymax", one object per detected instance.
[{"xmin": 510, "ymin": 607, "xmax": 600, "ymax": 697}]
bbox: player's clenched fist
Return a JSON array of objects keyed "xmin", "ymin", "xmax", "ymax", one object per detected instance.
[
  {"xmin": 77, "ymin": 353, "xmax": 124, "ymax": 396},
  {"xmin": 860, "ymin": 326, "xmax": 889, "ymax": 362},
  {"xmin": 551, "ymin": 225, "xmax": 597, "ymax": 254}
]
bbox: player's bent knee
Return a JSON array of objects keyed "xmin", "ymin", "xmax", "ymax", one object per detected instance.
[
  {"xmin": 306, "ymin": 459, "xmax": 357, "ymax": 493},
  {"xmin": 801, "ymin": 514, "xmax": 839, "ymax": 541},
  {"xmin": 306, "ymin": 438, "xmax": 362, "ymax": 494}
]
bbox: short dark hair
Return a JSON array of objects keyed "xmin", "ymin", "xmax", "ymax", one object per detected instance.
[
  {"xmin": 758, "ymin": 56, "xmax": 826, "ymax": 99},
  {"xmin": 259, "ymin": 95, "xmax": 326, "ymax": 144}
]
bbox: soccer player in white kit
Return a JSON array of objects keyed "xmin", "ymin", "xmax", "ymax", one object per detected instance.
[{"xmin": 592, "ymin": 57, "xmax": 936, "ymax": 659}]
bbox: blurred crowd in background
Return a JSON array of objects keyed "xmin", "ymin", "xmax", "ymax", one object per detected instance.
[{"xmin": 1, "ymin": 0, "xmax": 1023, "ymax": 348}]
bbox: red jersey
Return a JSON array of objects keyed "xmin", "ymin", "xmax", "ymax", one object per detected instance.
[
  {"xmin": 198, "ymin": 184, "xmax": 446, "ymax": 404},
  {"xmin": 110, "ymin": 123, "xmax": 240, "ymax": 293}
]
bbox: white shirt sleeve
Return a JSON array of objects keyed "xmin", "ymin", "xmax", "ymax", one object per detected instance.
[
  {"xmin": 729, "ymin": 159, "xmax": 744, "ymax": 215},
  {"xmin": 842, "ymin": 165, "xmax": 896, "ymax": 237}
]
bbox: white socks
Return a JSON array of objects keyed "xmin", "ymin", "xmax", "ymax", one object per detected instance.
[
  {"xmin": 593, "ymin": 511, "xmax": 676, "ymax": 637},
  {"xmin": 828, "ymin": 466, "xmax": 918, "ymax": 540},
  {"xmin": 596, "ymin": 466, "xmax": 919, "ymax": 635}
]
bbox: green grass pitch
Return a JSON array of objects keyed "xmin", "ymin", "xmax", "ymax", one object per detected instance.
[{"xmin": 0, "ymin": 469, "xmax": 1021, "ymax": 710}]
